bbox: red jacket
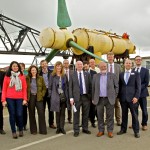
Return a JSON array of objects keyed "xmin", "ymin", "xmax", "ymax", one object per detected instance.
[{"xmin": 1, "ymin": 75, "xmax": 27, "ymax": 102}]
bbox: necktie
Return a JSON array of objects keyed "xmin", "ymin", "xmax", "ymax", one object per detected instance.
[
  {"xmin": 79, "ymin": 72, "xmax": 83, "ymax": 95},
  {"xmin": 66, "ymin": 70, "xmax": 69, "ymax": 80},
  {"xmin": 137, "ymin": 68, "xmax": 139, "ymax": 73},
  {"xmin": 110, "ymin": 64, "xmax": 112, "ymax": 73},
  {"xmin": 125, "ymin": 71, "xmax": 130, "ymax": 84}
]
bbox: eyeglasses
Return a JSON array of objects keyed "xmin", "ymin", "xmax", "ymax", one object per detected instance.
[{"xmin": 135, "ymin": 59, "xmax": 142, "ymax": 61}]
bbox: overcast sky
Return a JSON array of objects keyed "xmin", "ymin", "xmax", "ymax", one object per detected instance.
[{"xmin": 0, "ymin": 0, "xmax": 150, "ymax": 56}]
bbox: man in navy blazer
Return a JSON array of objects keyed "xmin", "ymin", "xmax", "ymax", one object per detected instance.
[
  {"xmin": 117, "ymin": 59, "xmax": 141, "ymax": 138},
  {"xmin": 133, "ymin": 56, "xmax": 149, "ymax": 130}
]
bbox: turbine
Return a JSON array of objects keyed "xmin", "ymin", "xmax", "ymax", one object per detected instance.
[{"xmin": 39, "ymin": 0, "xmax": 135, "ymax": 64}]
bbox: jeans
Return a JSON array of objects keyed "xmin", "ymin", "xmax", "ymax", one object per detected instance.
[{"xmin": 6, "ymin": 98, "xmax": 23, "ymax": 133}]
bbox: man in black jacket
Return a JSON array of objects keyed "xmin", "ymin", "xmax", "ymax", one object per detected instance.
[
  {"xmin": 0, "ymin": 70, "xmax": 6, "ymax": 134},
  {"xmin": 133, "ymin": 56, "xmax": 149, "ymax": 130},
  {"xmin": 39, "ymin": 60, "xmax": 56, "ymax": 129},
  {"xmin": 83, "ymin": 61, "xmax": 97, "ymax": 128},
  {"xmin": 63, "ymin": 59, "xmax": 73, "ymax": 124}
]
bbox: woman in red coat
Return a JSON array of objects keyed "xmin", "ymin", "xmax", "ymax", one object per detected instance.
[{"xmin": 1, "ymin": 61, "xmax": 27, "ymax": 139}]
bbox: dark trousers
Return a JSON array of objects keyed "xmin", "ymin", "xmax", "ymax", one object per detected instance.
[
  {"xmin": 73, "ymin": 95, "xmax": 90, "ymax": 132},
  {"xmin": 67, "ymin": 108, "xmax": 72, "ymax": 122},
  {"xmin": 136, "ymin": 97, "xmax": 148, "ymax": 126},
  {"xmin": 22, "ymin": 105, "xmax": 28, "ymax": 127},
  {"xmin": 43, "ymin": 89, "xmax": 54, "ymax": 126},
  {"xmin": 28, "ymin": 95, "xmax": 47, "ymax": 134},
  {"xmin": 89, "ymin": 102, "xmax": 97, "ymax": 124},
  {"xmin": 0, "ymin": 99, "xmax": 4, "ymax": 130},
  {"xmin": 97, "ymin": 97, "xmax": 114, "ymax": 132},
  {"xmin": 120, "ymin": 101, "xmax": 139, "ymax": 133},
  {"xmin": 6, "ymin": 98, "xmax": 23, "ymax": 133},
  {"xmin": 56, "ymin": 102, "xmax": 66, "ymax": 129}
]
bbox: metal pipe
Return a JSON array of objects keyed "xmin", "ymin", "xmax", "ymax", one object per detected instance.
[
  {"xmin": 45, "ymin": 49, "xmax": 59, "ymax": 62},
  {"xmin": 69, "ymin": 41, "xmax": 107, "ymax": 62}
]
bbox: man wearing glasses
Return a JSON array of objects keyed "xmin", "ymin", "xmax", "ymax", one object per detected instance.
[{"xmin": 133, "ymin": 56, "xmax": 149, "ymax": 131}]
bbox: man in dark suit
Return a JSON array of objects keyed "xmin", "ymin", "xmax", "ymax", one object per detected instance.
[
  {"xmin": 117, "ymin": 59, "xmax": 141, "ymax": 138},
  {"xmin": 133, "ymin": 56, "xmax": 149, "ymax": 130},
  {"xmin": 107, "ymin": 52, "xmax": 122, "ymax": 126},
  {"xmin": 63, "ymin": 59, "xmax": 74, "ymax": 124},
  {"xmin": 39, "ymin": 60, "xmax": 56, "ymax": 129},
  {"xmin": 0, "ymin": 70, "xmax": 6, "ymax": 134},
  {"xmin": 69, "ymin": 61, "xmax": 92, "ymax": 137},
  {"xmin": 92, "ymin": 62, "xmax": 118, "ymax": 138},
  {"xmin": 83, "ymin": 61, "xmax": 97, "ymax": 128}
]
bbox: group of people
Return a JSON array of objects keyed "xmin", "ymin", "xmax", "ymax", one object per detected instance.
[{"xmin": 0, "ymin": 52, "xmax": 149, "ymax": 139}]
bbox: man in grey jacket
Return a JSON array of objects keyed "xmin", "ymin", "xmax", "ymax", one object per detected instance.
[
  {"xmin": 92, "ymin": 62, "xmax": 118, "ymax": 138},
  {"xmin": 107, "ymin": 52, "xmax": 122, "ymax": 126},
  {"xmin": 69, "ymin": 61, "xmax": 92, "ymax": 137}
]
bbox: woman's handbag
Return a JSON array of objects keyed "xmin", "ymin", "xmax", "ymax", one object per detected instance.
[{"xmin": 59, "ymin": 92, "xmax": 66, "ymax": 103}]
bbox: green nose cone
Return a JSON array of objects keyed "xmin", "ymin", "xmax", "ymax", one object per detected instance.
[{"xmin": 57, "ymin": 0, "xmax": 72, "ymax": 28}]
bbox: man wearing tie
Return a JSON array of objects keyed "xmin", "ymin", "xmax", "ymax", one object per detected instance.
[
  {"xmin": 63, "ymin": 59, "xmax": 74, "ymax": 124},
  {"xmin": 83, "ymin": 61, "xmax": 97, "ymax": 128},
  {"xmin": 133, "ymin": 56, "xmax": 149, "ymax": 131},
  {"xmin": 107, "ymin": 52, "xmax": 122, "ymax": 126},
  {"xmin": 69, "ymin": 61, "xmax": 92, "ymax": 137},
  {"xmin": 92, "ymin": 62, "xmax": 118, "ymax": 138},
  {"xmin": 117, "ymin": 59, "xmax": 141, "ymax": 138}
]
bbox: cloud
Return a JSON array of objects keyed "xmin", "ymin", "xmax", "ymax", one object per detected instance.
[{"xmin": 0, "ymin": 0, "xmax": 150, "ymax": 51}]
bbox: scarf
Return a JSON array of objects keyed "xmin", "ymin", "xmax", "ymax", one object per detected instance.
[{"xmin": 9, "ymin": 71, "xmax": 22, "ymax": 91}]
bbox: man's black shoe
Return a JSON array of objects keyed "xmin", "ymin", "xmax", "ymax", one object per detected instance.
[
  {"xmin": 117, "ymin": 130, "xmax": 126, "ymax": 135},
  {"xmin": 23, "ymin": 126, "xmax": 28, "ymax": 131},
  {"xmin": 92, "ymin": 123, "xmax": 96, "ymax": 128},
  {"xmin": 0, "ymin": 129, "xmax": 6, "ymax": 134},
  {"xmin": 74, "ymin": 132, "xmax": 79, "ymax": 137},
  {"xmin": 60, "ymin": 129, "xmax": 66, "ymax": 134},
  {"xmin": 134, "ymin": 133, "xmax": 140, "ymax": 138},
  {"xmin": 56, "ymin": 129, "xmax": 60, "ymax": 134},
  {"xmin": 68, "ymin": 120, "xmax": 73, "ymax": 124},
  {"xmin": 82, "ymin": 129, "xmax": 91, "ymax": 134}
]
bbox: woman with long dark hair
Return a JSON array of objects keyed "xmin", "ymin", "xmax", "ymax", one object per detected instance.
[
  {"xmin": 48, "ymin": 61, "xmax": 69, "ymax": 134},
  {"xmin": 1, "ymin": 61, "xmax": 27, "ymax": 139},
  {"xmin": 26, "ymin": 65, "xmax": 47, "ymax": 135}
]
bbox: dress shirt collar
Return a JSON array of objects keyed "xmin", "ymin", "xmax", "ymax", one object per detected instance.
[
  {"xmin": 135, "ymin": 66, "xmax": 141, "ymax": 71},
  {"xmin": 42, "ymin": 68, "xmax": 48, "ymax": 74},
  {"xmin": 100, "ymin": 72, "xmax": 107, "ymax": 76},
  {"xmin": 65, "ymin": 69, "xmax": 69, "ymax": 72},
  {"xmin": 77, "ymin": 70, "xmax": 83, "ymax": 74},
  {"xmin": 109, "ymin": 63, "xmax": 114, "ymax": 66},
  {"xmin": 125, "ymin": 69, "xmax": 131, "ymax": 73}
]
